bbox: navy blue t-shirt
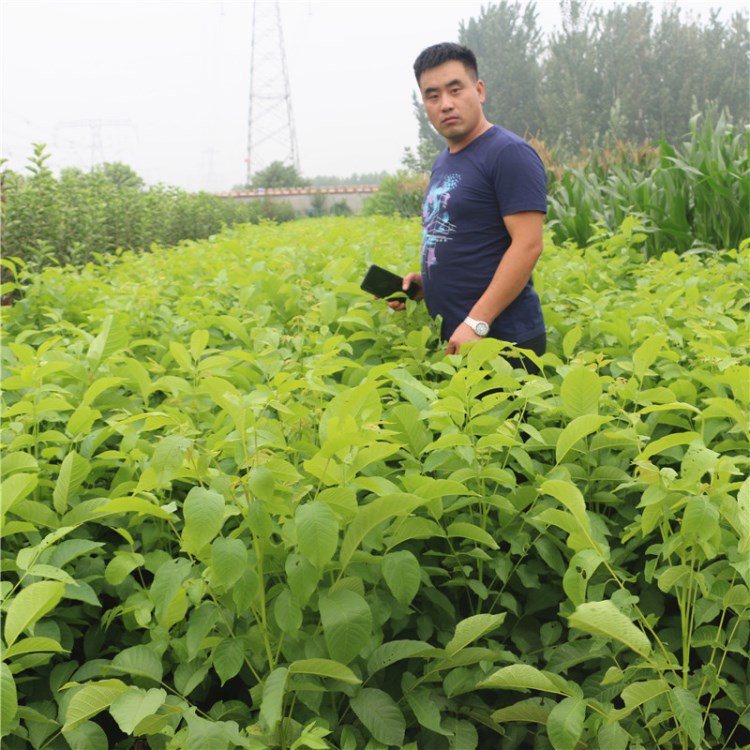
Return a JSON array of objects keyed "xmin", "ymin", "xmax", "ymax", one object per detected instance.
[{"xmin": 420, "ymin": 125, "xmax": 547, "ymax": 343}]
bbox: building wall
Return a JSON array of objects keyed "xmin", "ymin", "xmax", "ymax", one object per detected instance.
[{"xmin": 215, "ymin": 186, "xmax": 379, "ymax": 214}]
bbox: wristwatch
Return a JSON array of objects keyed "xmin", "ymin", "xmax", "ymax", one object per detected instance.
[{"xmin": 464, "ymin": 316, "xmax": 490, "ymax": 337}]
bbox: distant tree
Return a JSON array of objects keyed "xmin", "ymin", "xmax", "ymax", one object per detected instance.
[
  {"xmin": 59, "ymin": 166, "xmax": 86, "ymax": 180},
  {"xmin": 590, "ymin": 3, "xmax": 656, "ymax": 142},
  {"xmin": 648, "ymin": 7, "xmax": 749, "ymax": 141},
  {"xmin": 412, "ymin": 0, "xmax": 749, "ymax": 154},
  {"xmin": 460, "ymin": 0, "xmax": 544, "ymax": 136},
  {"xmin": 401, "ymin": 135, "xmax": 441, "ymax": 175},
  {"xmin": 539, "ymin": 0, "xmax": 604, "ymax": 151},
  {"xmin": 93, "ymin": 161, "xmax": 144, "ymax": 189},
  {"xmin": 250, "ymin": 161, "xmax": 310, "ymax": 189}
]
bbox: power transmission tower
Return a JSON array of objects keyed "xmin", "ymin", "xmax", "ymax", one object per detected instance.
[
  {"xmin": 246, "ymin": 0, "xmax": 299, "ymax": 186},
  {"xmin": 54, "ymin": 119, "xmax": 138, "ymax": 169}
]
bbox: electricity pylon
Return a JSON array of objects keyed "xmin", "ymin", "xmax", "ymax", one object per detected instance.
[{"xmin": 246, "ymin": 0, "xmax": 298, "ymax": 185}]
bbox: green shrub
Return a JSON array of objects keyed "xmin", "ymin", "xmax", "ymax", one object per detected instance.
[
  {"xmin": 1, "ymin": 217, "xmax": 748, "ymax": 750},
  {"xmin": 362, "ymin": 171, "xmax": 428, "ymax": 218},
  {"xmin": 0, "ymin": 146, "xmax": 297, "ymax": 266}
]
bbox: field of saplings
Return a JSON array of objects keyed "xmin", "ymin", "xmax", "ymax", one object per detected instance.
[{"xmin": 1, "ymin": 216, "xmax": 748, "ymax": 750}]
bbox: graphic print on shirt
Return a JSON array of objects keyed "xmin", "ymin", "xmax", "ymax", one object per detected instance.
[{"xmin": 421, "ymin": 173, "xmax": 460, "ymax": 276}]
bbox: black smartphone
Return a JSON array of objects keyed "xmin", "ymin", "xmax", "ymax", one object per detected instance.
[{"xmin": 360, "ymin": 264, "xmax": 419, "ymax": 300}]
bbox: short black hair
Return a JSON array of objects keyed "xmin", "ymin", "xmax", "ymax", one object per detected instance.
[{"xmin": 413, "ymin": 43, "xmax": 479, "ymax": 85}]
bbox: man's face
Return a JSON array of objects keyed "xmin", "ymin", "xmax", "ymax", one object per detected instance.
[{"xmin": 418, "ymin": 60, "xmax": 486, "ymax": 150}]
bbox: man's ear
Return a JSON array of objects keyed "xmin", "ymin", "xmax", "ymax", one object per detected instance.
[{"xmin": 476, "ymin": 79, "xmax": 486, "ymax": 103}]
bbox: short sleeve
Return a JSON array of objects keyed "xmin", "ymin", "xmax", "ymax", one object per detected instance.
[{"xmin": 493, "ymin": 141, "xmax": 547, "ymax": 217}]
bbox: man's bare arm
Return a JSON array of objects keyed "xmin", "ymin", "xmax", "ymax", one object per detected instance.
[{"xmin": 445, "ymin": 211, "xmax": 544, "ymax": 354}]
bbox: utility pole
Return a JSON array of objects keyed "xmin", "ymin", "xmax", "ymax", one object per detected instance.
[{"xmin": 246, "ymin": 0, "xmax": 298, "ymax": 186}]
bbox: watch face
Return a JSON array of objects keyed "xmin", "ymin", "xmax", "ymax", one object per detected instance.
[{"xmin": 475, "ymin": 321, "xmax": 490, "ymax": 336}]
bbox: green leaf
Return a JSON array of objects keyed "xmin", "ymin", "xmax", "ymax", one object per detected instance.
[
  {"xmin": 174, "ymin": 660, "xmax": 210, "ymax": 698},
  {"xmin": 547, "ymin": 696, "xmax": 585, "ymax": 750},
  {"xmin": 288, "ymin": 658, "xmax": 361, "ymax": 685},
  {"xmin": 190, "ymin": 329, "xmax": 210, "ymax": 359},
  {"xmin": 81, "ymin": 376, "xmax": 124, "ymax": 407},
  {"xmin": 446, "ymin": 717, "xmax": 478, "ymax": 750},
  {"xmin": 62, "ymin": 679, "xmax": 129, "ymax": 731},
  {"xmin": 286, "ymin": 554, "xmax": 319, "ymax": 608},
  {"xmin": 87, "ymin": 314, "xmax": 129, "ymax": 364},
  {"xmin": 681, "ymin": 496, "xmax": 720, "ymax": 545},
  {"xmin": 632, "ymin": 334, "xmax": 667, "ymax": 379},
  {"xmin": 478, "ymin": 664, "xmax": 576, "ymax": 696},
  {"xmin": 260, "ymin": 667, "xmax": 288, "ymax": 733},
  {"xmin": 104, "ymin": 551, "xmax": 145, "ymax": 586},
  {"xmin": 568, "ymin": 600, "xmax": 651, "ymax": 657},
  {"xmin": 555, "ymin": 415, "xmax": 612, "ymax": 464},
  {"xmin": 4, "ymin": 581, "xmax": 66, "ymax": 647},
  {"xmin": 491, "ymin": 697, "xmax": 552, "ymax": 724},
  {"xmin": 296, "ymin": 502, "xmax": 339, "ymax": 568},
  {"xmin": 210, "ymin": 537, "xmax": 248, "ymax": 590},
  {"xmin": 446, "ymin": 521, "xmax": 499, "ymax": 549},
  {"xmin": 405, "ymin": 688, "xmax": 451, "ymax": 735},
  {"xmin": 141, "ymin": 434, "xmax": 192, "ymax": 490},
  {"xmin": 169, "ymin": 340, "xmax": 194, "ymax": 371},
  {"xmin": 382, "ymin": 550, "xmax": 421, "ymax": 606},
  {"xmin": 181, "ymin": 487, "xmax": 225, "ymax": 555},
  {"xmin": 47, "ymin": 538, "xmax": 104, "ymax": 569},
  {"xmin": 563, "ymin": 549, "xmax": 604, "ymax": 606},
  {"xmin": 109, "ymin": 686, "xmax": 167, "ymax": 735},
  {"xmin": 52, "ymin": 451, "xmax": 91, "ymax": 515},
  {"xmin": 671, "ymin": 687, "xmax": 703, "ymax": 746},
  {"xmin": 388, "ymin": 368, "xmax": 436, "ymax": 411},
  {"xmin": 187, "ymin": 602, "xmax": 220, "ymax": 660},
  {"xmin": 636, "ymin": 431, "xmax": 701, "ymax": 462},
  {"xmin": 213, "ymin": 638, "xmax": 245, "ymax": 685},
  {"xmin": 597, "ymin": 720, "xmax": 629, "ymax": 750},
  {"xmin": 387, "ymin": 403, "xmax": 431, "ymax": 454},
  {"xmin": 61, "ymin": 721, "xmax": 108, "ymax": 750},
  {"xmin": 274, "ymin": 588, "xmax": 302, "ymax": 634},
  {"xmin": 319, "ymin": 589, "xmax": 372, "ymax": 665},
  {"xmin": 0, "ymin": 664, "xmax": 18, "ymax": 738},
  {"xmin": 540, "ymin": 479, "xmax": 592, "ymax": 537},
  {"xmin": 366, "ymin": 639, "xmax": 433, "ymax": 675},
  {"xmin": 3, "ymin": 636, "xmax": 67, "ymax": 660},
  {"xmin": 681, "ymin": 441, "xmax": 720, "ymax": 483},
  {"xmin": 110, "ymin": 645, "xmax": 163, "ymax": 683},
  {"xmin": 560, "ymin": 366, "xmax": 601, "ymax": 418},
  {"xmin": 350, "ymin": 688, "xmax": 405, "ymax": 747},
  {"xmin": 444, "ymin": 613, "xmax": 506, "ymax": 657},
  {"xmin": 613, "ymin": 679, "xmax": 670, "ymax": 718},
  {"xmin": 97, "ymin": 496, "xmax": 175, "ymax": 520},
  {"xmin": 151, "ymin": 558, "xmax": 192, "ymax": 630},
  {"xmin": 562, "ymin": 327, "xmax": 582, "ymax": 360},
  {"xmin": 339, "ymin": 493, "xmax": 422, "ymax": 570},
  {"xmin": 248, "ymin": 465, "xmax": 275, "ymax": 502},
  {"xmin": 1, "ymin": 472, "xmax": 38, "ymax": 517}
]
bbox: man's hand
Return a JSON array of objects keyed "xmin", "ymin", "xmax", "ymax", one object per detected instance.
[
  {"xmin": 446, "ymin": 321, "xmax": 481, "ymax": 355},
  {"xmin": 386, "ymin": 272, "xmax": 423, "ymax": 311}
]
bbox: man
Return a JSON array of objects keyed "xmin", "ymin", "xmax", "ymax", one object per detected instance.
[{"xmin": 390, "ymin": 42, "xmax": 547, "ymax": 369}]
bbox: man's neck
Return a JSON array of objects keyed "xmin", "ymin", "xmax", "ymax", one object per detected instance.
[{"xmin": 447, "ymin": 120, "xmax": 493, "ymax": 153}]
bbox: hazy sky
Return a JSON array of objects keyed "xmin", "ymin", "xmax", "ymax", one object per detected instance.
[{"xmin": 1, "ymin": 0, "xmax": 745, "ymax": 191}]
